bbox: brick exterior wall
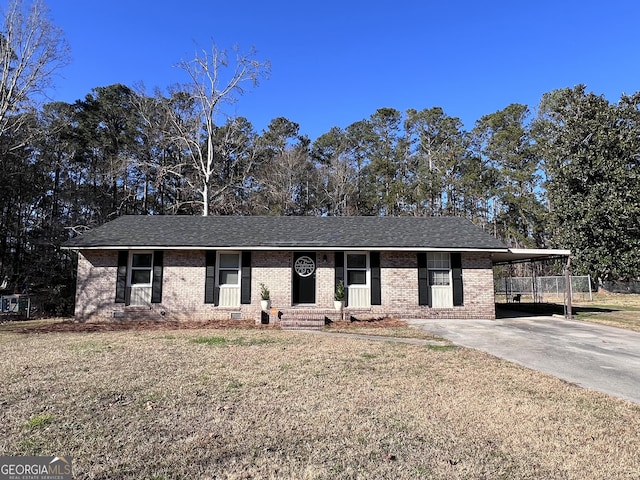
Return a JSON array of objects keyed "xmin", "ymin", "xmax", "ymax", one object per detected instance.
[
  {"xmin": 74, "ymin": 250, "xmax": 496, "ymax": 321},
  {"xmin": 371, "ymin": 251, "xmax": 496, "ymax": 319},
  {"xmin": 75, "ymin": 250, "xmax": 119, "ymax": 319}
]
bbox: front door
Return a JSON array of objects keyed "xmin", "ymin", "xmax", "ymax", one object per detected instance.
[{"xmin": 292, "ymin": 252, "xmax": 316, "ymax": 304}]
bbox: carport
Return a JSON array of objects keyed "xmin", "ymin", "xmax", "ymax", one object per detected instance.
[{"xmin": 490, "ymin": 248, "xmax": 573, "ymax": 318}]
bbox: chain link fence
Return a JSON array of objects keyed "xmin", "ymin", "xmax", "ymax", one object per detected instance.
[
  {"xmin": 495, "ymin": 275, "xmax": 593, "ymax": 303},
  {"xmin": 600, "ymin": 280, "xmax": 640, "ymax": 294}
]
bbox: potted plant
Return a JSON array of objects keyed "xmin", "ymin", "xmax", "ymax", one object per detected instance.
[
  {"xmin": 259, "ymin": 283, "xmax": 270, "ymax": 311},
  {"xmin": 334, "ymin": 280, "xmax": 345, "ymax": 311}
]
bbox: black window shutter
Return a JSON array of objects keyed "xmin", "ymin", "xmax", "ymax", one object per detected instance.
[
  {"xmin": 115, "ymin": 251, "xmax": 128, "ymax": 304},
  {"xmin": 452, "ymin": 252, "xmax": 464, "ymax": 306},
  {"xmin": 241, "ymin": 251, "xmax": 251, "ymax": 304},
  {"xmin": 151, "ymin": 251, "xmax": 164, "ymax": 303},
  {"xmin": 335, "ymin": 251, "xmax": 347, "ymax": 306},
  {"xmin": 205, "ymin": 251, "xmax": 218, "ymax": 305},
  {"xmin": 417, "ymin": 252, "xmax": 429, "ymax": 306},
  {"xmin": 370, "ymin": 251, "xmax": 381, "ymax": 305}
]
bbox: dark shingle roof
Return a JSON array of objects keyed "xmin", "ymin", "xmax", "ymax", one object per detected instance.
[{"xmin": 63, "ymin": 215, "xmax": 508, "ymax": 250}]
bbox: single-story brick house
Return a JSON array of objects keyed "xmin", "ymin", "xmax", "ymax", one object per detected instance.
[{"xmin": 63, "ymin": 215, "xmax": 568, "ymax": 323}]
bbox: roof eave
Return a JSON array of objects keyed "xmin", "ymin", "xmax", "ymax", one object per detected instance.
[{"xmin": 63, "ymin": 245, "xmax": 510, "ymax": 253}]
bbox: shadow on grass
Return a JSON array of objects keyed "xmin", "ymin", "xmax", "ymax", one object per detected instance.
[{"xmin": 496, "ymin": 303, "xmax": 619, "ymax": 318}]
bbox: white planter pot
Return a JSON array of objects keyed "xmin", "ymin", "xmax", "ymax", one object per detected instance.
[
  {"xmin": 334, "ymin": 300, "xmax": 344, "ymax": 311},
  {"xmin": 261, "ymin": 300, "xmax": 270, "ymax": 311}
]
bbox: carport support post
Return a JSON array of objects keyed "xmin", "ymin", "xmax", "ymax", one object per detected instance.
[{"xmin": 564, "ymin": 256, "xmax": 572, "ymax": 320}]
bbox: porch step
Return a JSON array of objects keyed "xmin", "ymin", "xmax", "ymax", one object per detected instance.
[
  {"xmin": 279, "ymin": 318, "xmax": 326, "ymax": 330},
  {"xmin": 280, "ymin": 310, "xmax": 328, "ymax": 330}
]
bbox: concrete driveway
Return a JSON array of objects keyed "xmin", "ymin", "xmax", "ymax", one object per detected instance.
[{"xmin": 407, "ymin": 315, "xmax": 640, "ymax": 404}]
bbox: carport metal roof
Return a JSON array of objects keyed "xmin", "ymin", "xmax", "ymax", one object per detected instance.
[{"xmin": 491, "ymin": 248, "xmax": 571, "ymax": 265}]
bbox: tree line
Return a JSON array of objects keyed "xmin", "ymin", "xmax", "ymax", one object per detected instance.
[{"xmin": 2, "ymin": 0, "xmax": 639, "ymax": 314}]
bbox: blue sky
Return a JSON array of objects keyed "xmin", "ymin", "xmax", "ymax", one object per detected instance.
[{"xmin": 43, "ymin": 0, "xmax": 640, "ymax": 141}]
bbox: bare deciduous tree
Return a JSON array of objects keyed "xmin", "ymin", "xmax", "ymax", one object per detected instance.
[
  {"xmin": 171, "ymin": 43, "xmax": 269, "ymax": 215},
  {"xmin": 0, "ymin": 0, "xmax": 70, "ymax": 142}
]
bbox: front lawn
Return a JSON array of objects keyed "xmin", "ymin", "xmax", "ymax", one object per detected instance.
[{"xmin": 1, "ymin": 323, "xmax": 639, "ymax": 479}]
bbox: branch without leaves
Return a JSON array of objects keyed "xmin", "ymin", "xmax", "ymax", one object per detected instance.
[
  {"xmin": 0, "ymin": 0, "xmax": 70, "ymax": 141},
  {"xmin": 170, "ymin": 43, "xmax": 270, "ymax": 215}
]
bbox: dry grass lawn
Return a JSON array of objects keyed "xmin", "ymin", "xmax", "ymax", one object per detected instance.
[
  {"xmin": 573, "ymin": 293, "xmax": 640, "ymax": 332},
  {"xmin": 1, "ymin": 321, "xmax": 640, "ymax": 479},
  {"xmin": 499, "ymin": 293, "xmax": 640, "ymax": 332}
]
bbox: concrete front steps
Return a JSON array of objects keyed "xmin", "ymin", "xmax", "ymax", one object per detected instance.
[{"xmin": 279, "ymin": 309, "xmax": 331, "ymax": 330}]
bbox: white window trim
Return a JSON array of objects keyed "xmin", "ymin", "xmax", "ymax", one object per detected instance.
[
  {"xmin": 128, "ymin": 251, "xmax": 154, "ymax": 288},
  {"xmin": 216, "ymin": 251, "xmax": 242, "ymax": 289},
  {"xmin": 345, "ymin": 251, "xmax": 370, "ymax": 289},
  {"xmin": 428, "ymin": 251, "xmax": 452, "ymax": 287},
  {"xmin": 427, "ymin": 252, "xmax": 453, "ymax": 308}
]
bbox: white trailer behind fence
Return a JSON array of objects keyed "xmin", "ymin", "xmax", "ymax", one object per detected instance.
[{"xmin": 495, "ymin": 275, "xmax": 592, "ymax": 303}]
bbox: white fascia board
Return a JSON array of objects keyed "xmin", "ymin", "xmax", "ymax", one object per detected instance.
[
  {"xmin": 508, "ymin": 248, "xmax": 571, "ymax": 256},
  {"xmin": 65, "ymin": 245, "xmax": 510, "ymax": 253}
]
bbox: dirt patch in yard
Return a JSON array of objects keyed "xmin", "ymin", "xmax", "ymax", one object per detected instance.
[
  {"xmin": 12, "ymin": 318, "xmax": 263, "ymax": 334},
  {"xmin": 327, "ymin": 317, "xmax": 408, "ymax": 328},
  {"xmin": 9, "ymin": 316, "xmax": 407, "ymax": 334}
]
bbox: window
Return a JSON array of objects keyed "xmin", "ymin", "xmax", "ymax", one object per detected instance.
[
  {"xmin": 429, "ymin": 270, "xmax": 450, "ymax": 286},
  {"xmin": 126, "ymin": 252, "xmax": 154, "ymax": 306},
  {"xmin": 130, "ymin": 253, "xmax": 153, "ymax": 286},
  {"xmin": 427, "ymin": 252, "xmax": 450, "ymax": 271},
  {"xmin": 427, "ymin": 253, "xmax": 451, "ymax": 286},
  {"xmin": 344, "ymin": 252, "xmax": 371, "ymax": 308},
  {"xmin": 427, "ymin": 252, "xmax": 452, "ymax": 308},
  {"xmin": 216, "ymin": 252, "xmax": 242, "ymax": 307},
  {"xmin": 218, "ymin": 253, "xmax": 240, "ymax": 286},
  {"xmin": 346, "ymin": 253, "xmax": 368, "ymax": 286}
]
